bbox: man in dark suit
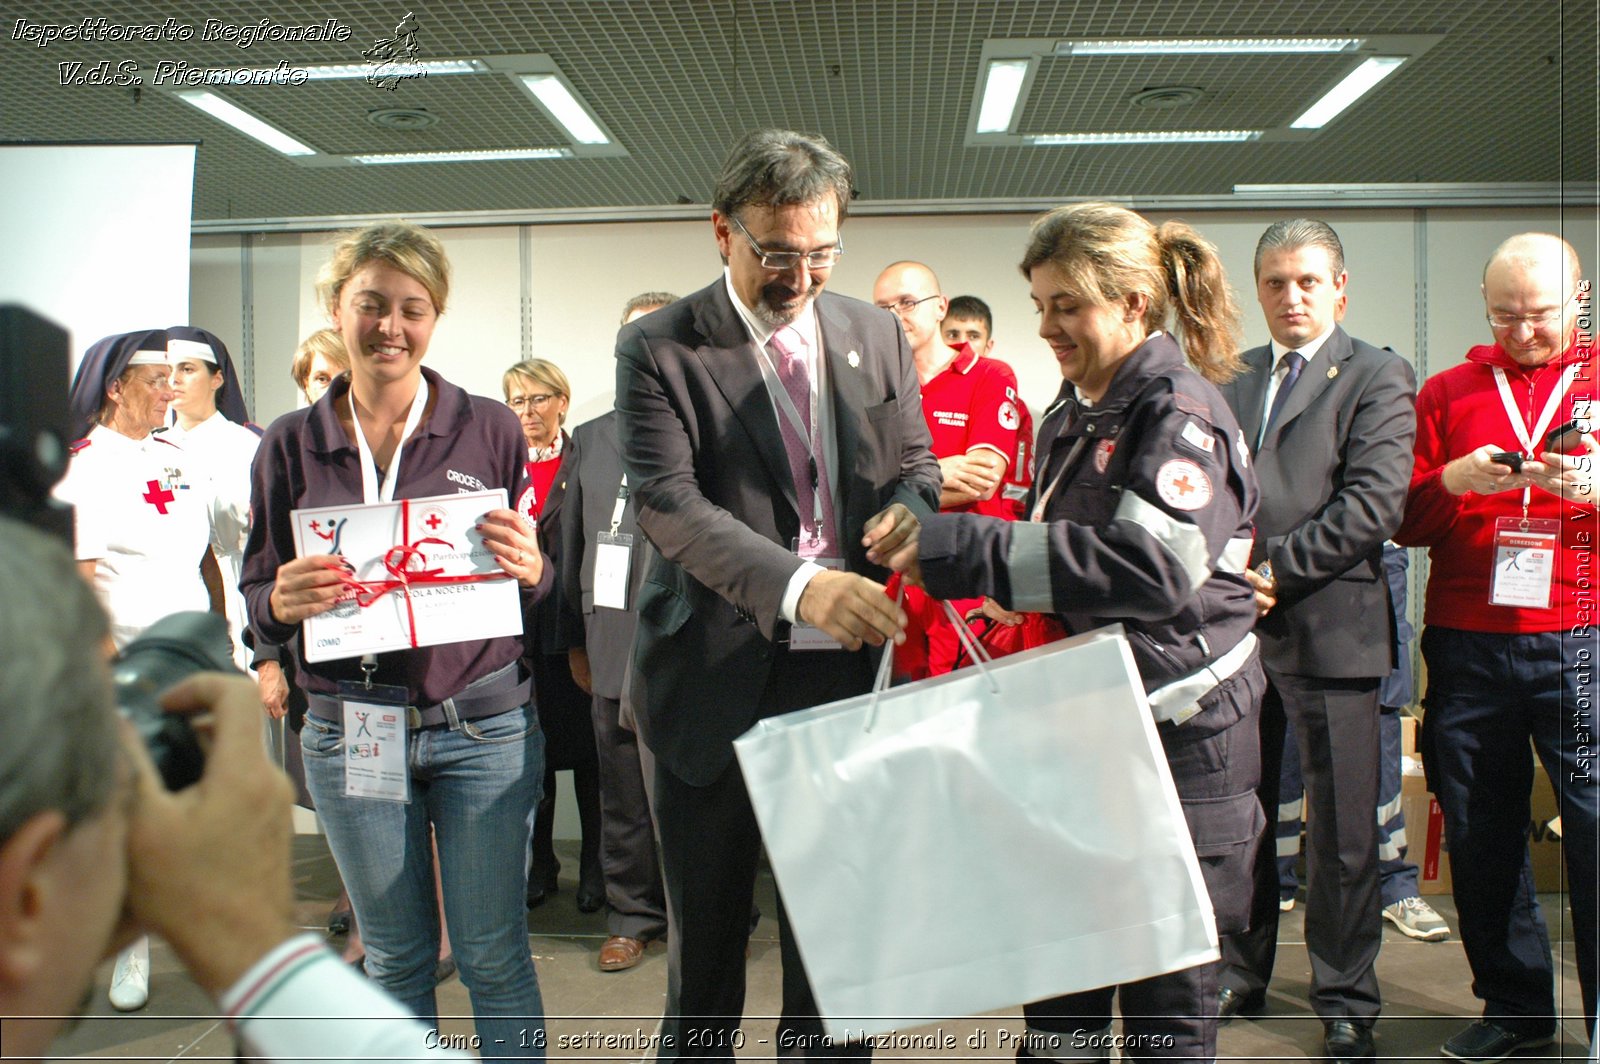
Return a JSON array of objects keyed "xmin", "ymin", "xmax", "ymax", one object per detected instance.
[
  {"xmin": 560, "ymin": 292, "xmax": 678, "ymax": 973},
  {"xmin": 1215, "ymin": 219, "xmax": 1417, "ymax": 1063},
  {"xmin": 615, "ymin": 129, "xmax": 941, "ymax": 1059}
]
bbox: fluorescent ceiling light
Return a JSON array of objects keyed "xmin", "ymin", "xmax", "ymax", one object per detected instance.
[
  {"xmin": 1056, "ymin": 37, "xmax": 1362, "ymax": 56},
  {"xmin": 977, "ymin": 59, "xmax": 1031, "ymax": 134},
  {"xmin": 175, "ymin": 90, "xmax": 315, "ymax": 155},
  {"xmin": 263, "ymin": 58, "xmax": 488, "ymax": 80},
  {"xmin": 350, "ymin": 148, "xmax": 573, "ymax": 165},
  {"xmin": 1025, "ymin": 129, "xmax": 1263, "ymax": 145},
  {"xmin": 1291, "ymin": 56, "xmax": 1406, "ymax": 128},
  {"xmin": 519, "ymin": 74, "xmax": 610, "ymax": 145}
]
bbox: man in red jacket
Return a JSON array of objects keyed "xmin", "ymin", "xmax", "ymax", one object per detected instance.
[{"xmin": 1396, "ymin": 232, "xmax": 1597, "ymax": 1062}]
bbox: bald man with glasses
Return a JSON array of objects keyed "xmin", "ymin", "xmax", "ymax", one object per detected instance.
[{"xmin": 1396, "ymin": 232, "xmax": 1598, "ymax": 1062}]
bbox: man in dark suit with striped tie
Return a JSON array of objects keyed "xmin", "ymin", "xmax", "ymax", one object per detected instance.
[{"xmin": 1215, "ymin": 219, "xmax": 1418, "ymax": 1064}]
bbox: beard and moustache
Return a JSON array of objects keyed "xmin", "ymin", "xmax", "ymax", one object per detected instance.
[{"xmin": 751, "ymin": 279, "xmax": 819, "ymax": 328}]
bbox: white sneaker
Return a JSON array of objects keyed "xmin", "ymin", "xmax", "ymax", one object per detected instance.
[
  {"xmin": 1383, "ymin": 895, "xmax": 1451, "ymax": 941},
  {"xmin": 1278, "ymin": 896, "xmax": 1296, "ymax": 912},
  {"xmin": 109, "ymin": 938, "xmax": 150, "ymax": 1011}
]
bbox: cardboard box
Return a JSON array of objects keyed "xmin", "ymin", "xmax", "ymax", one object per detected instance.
[{"xmin": 1401, "ymin": 763, "xmax": 1566, "ymax": 896}]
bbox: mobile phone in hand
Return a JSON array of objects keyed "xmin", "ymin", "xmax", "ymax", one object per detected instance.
[
  {"xmin": 1490, "ymin": 451, "xmax": 1524, "ymax": 472},
  {"xmin": 1544, "ymin": 418, "xmax": 1591, "ymax": 453}
]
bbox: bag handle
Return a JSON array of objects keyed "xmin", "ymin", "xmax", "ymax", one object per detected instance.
[
  {"xmin": 863, "ymin": 586, "xmax": 903, "ymax": 732},
  {"xmin": 862, "ymin": 588, "xmax": 1004, "ymax": 733},
  {"xmin": 941, "ymin": 599, "xmax": 1000, "ymax": 695}
]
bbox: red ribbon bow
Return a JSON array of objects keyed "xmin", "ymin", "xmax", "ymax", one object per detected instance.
[{"xmin": 321, "ymin": 498, "xmax": 511, "ymax": 648}]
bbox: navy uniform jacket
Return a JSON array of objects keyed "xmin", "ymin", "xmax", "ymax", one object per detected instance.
[{"xmin": 919, "ymin": 332, "xmax": 1259, "ymax": 691}]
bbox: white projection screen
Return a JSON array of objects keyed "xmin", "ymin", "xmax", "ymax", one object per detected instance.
[{"xmin": 0, "ymin": 142, "xmax": 196, "ymax": 368}]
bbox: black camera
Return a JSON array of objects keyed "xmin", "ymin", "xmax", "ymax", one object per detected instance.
[{"xmin": 113, "ymin": 611, "xmax": 239, "ymax": 790}]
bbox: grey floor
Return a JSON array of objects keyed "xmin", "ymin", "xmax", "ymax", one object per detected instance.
[{"xmin": 47, "ymin": 838, "xmax": 1594, "ymax": 1062}]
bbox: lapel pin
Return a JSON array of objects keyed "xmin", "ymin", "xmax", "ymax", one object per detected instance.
[
  {"xmin": 847, "ymin": 350, "xmax": 860, "ymax": 368},
  {"xmin": 1327, "ymin": 366, "xmax": 1339, "ymax": 379}
]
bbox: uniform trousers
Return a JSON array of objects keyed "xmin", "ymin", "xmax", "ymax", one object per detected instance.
[
  {"xmin": 1022, "ymin": 658, "xmax": 1264, "ymax": 1061},
  {"xmin": 1221, "ymin": 670, "xmax": 1383, "ymax": 1024},
  {"xmin": 1419, "ymin": 626, "xmax": 1599, "ymax": 1035}
]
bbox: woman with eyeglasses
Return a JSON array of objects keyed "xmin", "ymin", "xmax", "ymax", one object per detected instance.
[
  {"xmin": 502, "ymin": 359, "xmax": 605, "ymax": 913},
  {"xmin": 57, "ymin": 328, "xmax": 225, "ymax": 1013}
]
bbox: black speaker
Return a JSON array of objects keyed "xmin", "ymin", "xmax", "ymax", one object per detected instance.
[{"xmin": 0, "ymin": 304, "xmax": 74, "ymax": 543}]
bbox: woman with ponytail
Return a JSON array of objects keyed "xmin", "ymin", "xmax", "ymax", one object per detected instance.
[{"xmin": 883, "ymin": 201, "xmax": 1264, "ymax": 1060}]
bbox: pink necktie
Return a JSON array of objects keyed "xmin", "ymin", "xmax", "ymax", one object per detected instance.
[{"xmin": 767, "ymin": 327, "xmax": 838, "ymax": 556}]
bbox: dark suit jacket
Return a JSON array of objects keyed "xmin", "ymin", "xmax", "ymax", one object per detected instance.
[
  {"xmin": 1218, "ymin": 326, "xmax": 1417, "ymax": 678},
  {"xmin": 558, "ymin": 410, "xmax": 648, "ymax": 702},
  {"xmin": 615, "ymin": 280, "xmax": 942, "ymax": 785},
  {"xmin": 529, "ymin": 429, "xmax": 579, "ymax": 656}
]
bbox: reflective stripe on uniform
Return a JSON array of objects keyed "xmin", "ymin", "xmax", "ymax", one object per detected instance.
[
  {"xmin": 1008, "ymin": 521, "xmax": 1055, "ymax": 611},
  {"xmin": 1114, "ymin": 491, "xmax": 1210, "ymax": 589},
  {"xmin": 1379, "ymin": 825, "xmax": 1408, "ymax": 861},
  {"xmin": 1218, "ymin": 535, "xmax": 1253, "ymax": 574}
]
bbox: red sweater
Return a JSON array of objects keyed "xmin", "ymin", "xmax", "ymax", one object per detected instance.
[{"xmin": 1396, "ymin": 337, "xmax": 1598, "ymax": 633}]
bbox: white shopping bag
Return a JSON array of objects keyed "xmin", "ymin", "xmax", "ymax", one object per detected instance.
[{"xmin": 733, "ymin": 622, "xmax": 1217, "ymax": 1040}]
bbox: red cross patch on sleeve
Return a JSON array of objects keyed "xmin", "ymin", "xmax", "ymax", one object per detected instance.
[{"xmin": 1154, "ymin": 458, "xmax": 1212, "ymax": 511}]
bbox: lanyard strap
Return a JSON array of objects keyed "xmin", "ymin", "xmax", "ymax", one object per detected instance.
[
  {"xmin": 349, "ymin": 377, "xmax": 430, "ymax": 505},
  {"xmin": 1030, "ymin": 434, "xmax": 1092, "ymax": 522},
  {"xmin": 1493, "ymin": 364, "xmax": 1579, "ymax": 456},
  {"xmin": 754, "ymin": 341, "xmax": 826, "ymax": 531},
  {"xmin": 1493, "ymin": 362, "xmax": 1578, "ymax": 514},
  {"xmin": 608, "ymin": 475, "xmax": 629, "ymax": 535},
  {"xmin": 348, "ymin": 376, "xmax": 429, "ymax": 682}
]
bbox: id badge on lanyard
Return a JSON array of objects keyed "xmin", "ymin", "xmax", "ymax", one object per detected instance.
[
  {"xmin": 594, "ymin": 475, "xmax": 634, "ymax": 610},
  {"xmin": 789, "ymin": 547, "xmax": 845, "ymax": 651},
  {"xmin": 1489, "ymin": 517, "xmax": 1559, "ymax": 609},
  {"xmin": 1487, "ymin": 364, "xmax": 1578, "ymax": 611},
  {"xmin": 336, "ymin": 680, "xmax": 411, "ymax": 802},
  {"xmin": 338, "ymin": 378, "xmax": 429, "ymax": 801}
]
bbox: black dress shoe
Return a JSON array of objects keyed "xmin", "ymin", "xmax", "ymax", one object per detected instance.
[
  {"xmin": 1217, "ymin": 986, "xmax": 1265, "ymax": 1023},
  {"xmin": 327, "ymin": 906, "xmax": 352, "ymax": 935},
  {"xmin": 1324, "ymin": 1020, "xmax": 1374, "ymax": 1062},
  {"xmin": 525, "ymin": 867, "xmax": 559, "ymax": 909},
  {"xmin": 575, "ymin": 864, "xmax": 605, "ymax": 913}
]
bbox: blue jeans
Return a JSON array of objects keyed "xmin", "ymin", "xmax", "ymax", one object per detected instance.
[
  {"xmin": 1419, "ymin": 626, "xmax": 1598, "ymax": 1035},
  {"xmin": 303, "ymin": 702, "xmax": 547, "ymax": 1060}
]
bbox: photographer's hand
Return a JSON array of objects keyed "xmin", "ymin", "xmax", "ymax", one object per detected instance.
[{"xmin": 123, "ymin": 673, "xmax": 297, "ymax": 998}]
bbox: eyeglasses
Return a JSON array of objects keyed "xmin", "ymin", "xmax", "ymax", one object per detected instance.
[
  {"xmin": 508, "ymin": 393, "xmax": 560, "ymax": 412},
  {"xmin": 875, "ymin": 294, "xmax": 941, "ymax": 316},
  {"xmin": 727, "ymin": 214, "xmax": 843, "ymax": 271},
  {"xmin": 1487, "ymin": 308, "xmax": 1569, "ymax": 330},
  {"xmin": 1488, "ymin": 292, "xmax": 1576, "ymax": 330}
]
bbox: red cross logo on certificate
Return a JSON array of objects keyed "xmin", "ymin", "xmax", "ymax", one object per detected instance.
[
  {"xmin": 425, "ymin": 512, "xmax": 443, "ymax": 530},
  {"xmin": 142, "ymin": 479, "xmax": 175, "ymax": 514}
]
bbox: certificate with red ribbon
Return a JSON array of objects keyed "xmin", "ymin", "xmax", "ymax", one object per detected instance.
[{"xmin": 292, "ymin": 489, "xmax": 521, "ymax": 663}]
